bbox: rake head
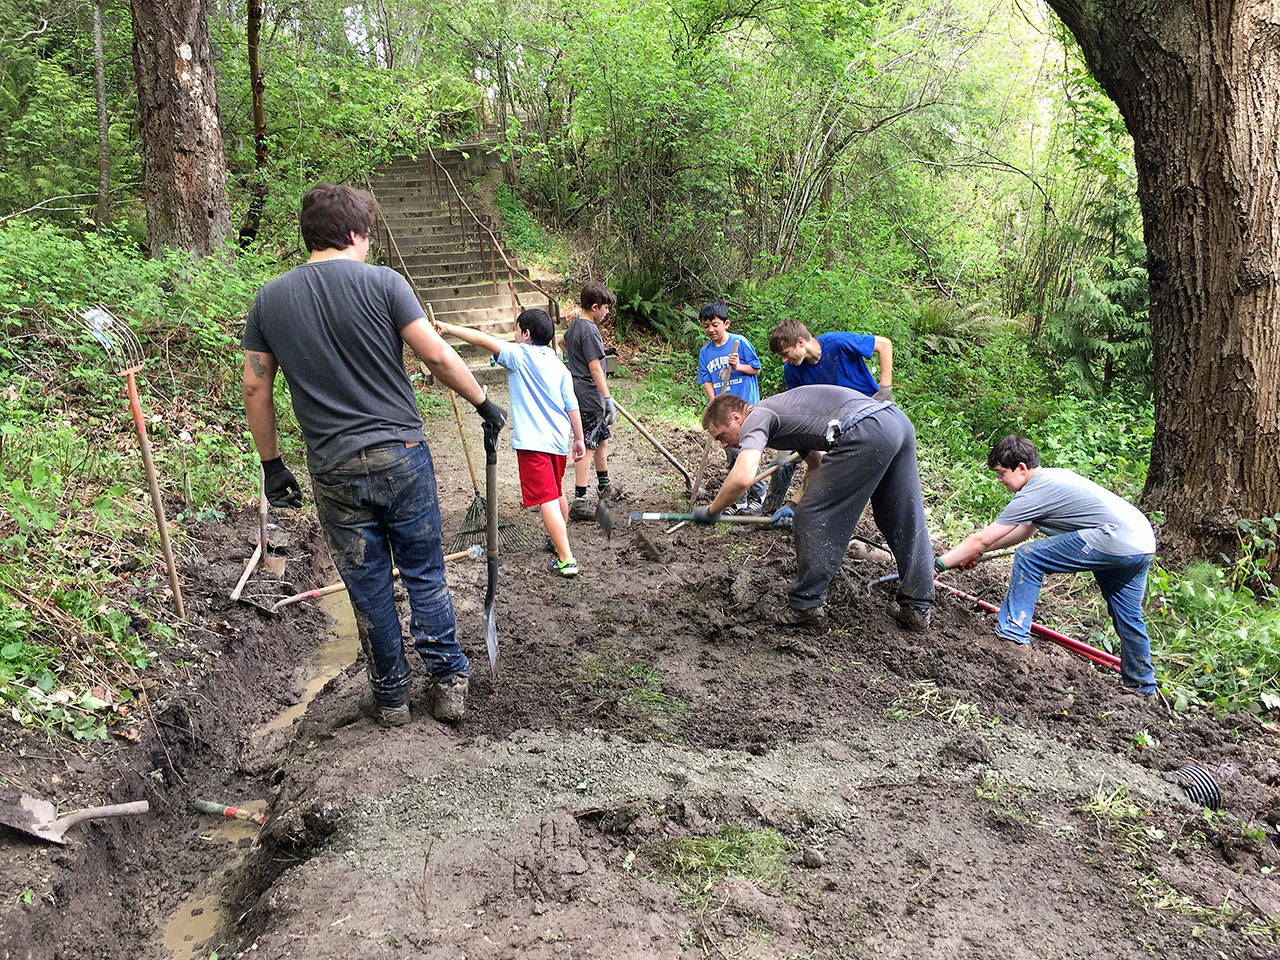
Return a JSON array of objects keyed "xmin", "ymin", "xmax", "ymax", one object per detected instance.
[
  {"xmin": 449, "ymin": 493, "xmax": 543, "ymax": 554},
  {"xmin": 75, "ymin": 305, "xmax": 144, "ymax": 375}
]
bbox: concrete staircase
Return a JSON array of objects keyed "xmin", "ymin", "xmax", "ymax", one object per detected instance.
[{"xmin": 370, "ymin": 148, "xmax": 556, "ymax": 385}]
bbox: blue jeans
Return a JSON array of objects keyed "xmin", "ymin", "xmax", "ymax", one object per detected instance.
[
  {"xmin": 998, "ymin": 531, "xmax": 1156, "ymax": 693},
  {"xmin": 311, "ymin": 442, "xmax": 467, "ymax": 707}
]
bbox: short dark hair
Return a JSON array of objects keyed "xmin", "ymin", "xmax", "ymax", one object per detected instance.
[
  {"xmin": 698, "ymin": 301, "xmax": 729, "ymax": 323},
  {"xmin": 300, "ymin": 183, "xmax": 376, "ymax": 252},
  {"xmin": 769, "ymin": 319, "xmax": 811, "ymax": 354},
  {"xmin": 988, "ymin": 434, "xmax": 1041, "ymax": 470},
  {"xmin": 580, "ymin": 281, "xmax": 616, "ymax": 310},
  {"xmin": 702, "ymin": 393, "xmax": 751, "ymax": 429},
  {"xmin": 517, "ymin": 307, "xmax": 554, "ymax": 346}
]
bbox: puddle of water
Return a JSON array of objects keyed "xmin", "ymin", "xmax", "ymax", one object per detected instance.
[
  {"xmin": 207, "ymin": 799, "xmax": 268, "ymax": 845},
  {"xmin": 162, "ymin": 881, "xmax": 229, "ymax": 960},
  {"xmin": 253, "ymin": 592, "xmax": 358, "ymax": 738}
]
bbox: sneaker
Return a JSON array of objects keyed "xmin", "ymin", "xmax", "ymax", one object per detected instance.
[
  {"xmin": 890, "ymin": 603, "xmax": 931, "ymax": 633},
  {"xmin": 569, "ymin": 496, "xmax": 595, "ymax": 521},
  {"xmin": 742, "ymin": 499, "xmax": 764, "ymax": 517},
  {"xmin": 550, "ymin": 556, "xmax": 579, "ymax": 577},
  {"xmin": 428, "ymin": 673, "xmax": 468, "ymax": 722},
  {"xmin": 376, "ymin": 703, "xmax": 411, "ymax": 728},
  {"xmin": 774, "ymin": 604, "xmax": 827, "ymax": 627}
]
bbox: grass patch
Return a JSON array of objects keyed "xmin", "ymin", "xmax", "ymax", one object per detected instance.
[
  {"xmin": 644, "ymin": 825, "xmax": 791, "ymax": 908},
  {"xmin": 493, "ymin": 183, "xmax": 568, "ymax": 274}
]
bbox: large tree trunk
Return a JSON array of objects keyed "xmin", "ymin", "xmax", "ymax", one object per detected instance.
[
  {"xmin": 130, "ymin": 0, "xmax": 233, "ymax": 258},
  {"xmin": 237, "ymin": 0, "xmax": 267, "ymax": 245},
  {"xmin": 1044, "ymin": 1, "xmax": 1280, "ymax": 557},
  {"xmin": 92, "ymin": 0, "xmax": 111, "ymax": 228}
]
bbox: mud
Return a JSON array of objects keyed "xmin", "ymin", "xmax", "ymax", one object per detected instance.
[{"xmin": 2, "ymin": 381, "xmax": 1279, "ymax": 959}]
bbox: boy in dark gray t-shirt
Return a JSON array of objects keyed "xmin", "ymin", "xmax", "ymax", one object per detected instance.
[
  {"xmin": 562, "ymin": 281, "xmax": 620, "ymax": 519},
  {"xmin": 937, "ymin": 435, "xmax": 1158, "ymax": 697}
]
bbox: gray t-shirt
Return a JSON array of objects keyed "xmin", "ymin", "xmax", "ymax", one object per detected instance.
[
  {"xmin": 563, "ymin": 317, "xmax": 606, "ymax": 406},
  {"xmin": 241, "ymin": 258, "xmax": 427, "ymax": 471},
  {"xmin": 995, "ymin": 467, "xmax": 1156, "ymax": 556},
  {"xmin": 737, "ymin": 385, "xmax": 887, "ymax": 452}
]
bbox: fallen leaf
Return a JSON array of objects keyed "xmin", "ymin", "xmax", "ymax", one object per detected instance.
[{"xmin": 111, "ymin": 726, "xmax": 140, "ymax": 742}]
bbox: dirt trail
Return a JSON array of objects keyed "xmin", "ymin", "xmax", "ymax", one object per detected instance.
[{"xmin": 2, "ymin": 381, "xmax": 1279, "ymax": 959}]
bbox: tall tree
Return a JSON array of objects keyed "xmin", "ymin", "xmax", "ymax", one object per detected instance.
[
  {"xmin": 237, "ymin": 0, "xmax": 266, "ymax": 244},
  {"xmin": 129, "ymin": 0, "xmax": 232, "ymax": 256},
  {"xmin": 1043, "ymin": 1, "xmax": 1280, "ymax": 555},
  {"xmin": 91, "ymin": 0, "xmax": 110, "ymax": 228}
]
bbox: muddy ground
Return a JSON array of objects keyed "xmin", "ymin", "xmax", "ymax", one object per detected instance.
[{"xmin": 2, "ymin": 380, "xmax": 1279, "ymax": 960}]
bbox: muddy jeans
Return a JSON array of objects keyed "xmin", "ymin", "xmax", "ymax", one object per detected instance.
[
  {"xmin": 790, "ymin": 406, "xmax": 934, "ymax": 613},
  {"xmin": 725, "ymin": 445, "xmax": 767, "ymax": 506},
  {"xmin": 998, "ymin": 532, "xmax": 1156, "ymax": 693},
  {"xmin": 311, "ymin": 442, "xmax": 467, "ymax": 708}
]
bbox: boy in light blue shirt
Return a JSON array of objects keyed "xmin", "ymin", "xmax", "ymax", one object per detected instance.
[
  {"xmin": 696, "ymin": 301, "xmax": 765, "ymax": 512},
  {"xmin": 435, "ymin": 308, "xmax": 586, "ymax": 576}
]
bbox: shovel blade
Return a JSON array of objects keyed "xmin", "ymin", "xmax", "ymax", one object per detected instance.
[
  {"xmin": 484, "ymin": 603, "xmax": 499, "ymax": 677},
  {"xmin": 595, "ymin": 501, "xmax": 614, "ymax": 540}
]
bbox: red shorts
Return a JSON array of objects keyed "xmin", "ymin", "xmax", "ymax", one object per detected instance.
[{"xmin": 516, "ymin": 449, "xmax": 567, "ymax": 507}]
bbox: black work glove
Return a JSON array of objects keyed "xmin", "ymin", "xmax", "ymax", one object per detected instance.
[
  {"xmin": 603, "ymin": 396, "xmax": 617, "ymax": 425},
  {"xmin": 262, "ymin": 457, "xmax": 302, "ymax": 508},
  {"xmin": 691, "ymin": 505, "xmax": 719, "ymax": 525},
  {"xmin": 874, "ymin": 384, "xmax": 893, "ymax": 402},
  {"xmin": 474, "ymin": 397, "xmax": 507, "ymax": 432}
]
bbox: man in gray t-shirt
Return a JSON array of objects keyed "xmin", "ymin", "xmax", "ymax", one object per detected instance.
[
  {"xmin": 696, "ymin": 385, "xmax": 935, "ymax": 630},
  {"xmin": 937, "ymin": 435, "xmax": 1157, "ymax": 696},
  {"xmin": 242, "ymin": 182, "xmax": 506, "ymax": 726}
]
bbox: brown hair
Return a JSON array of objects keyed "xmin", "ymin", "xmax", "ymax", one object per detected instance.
[
  {"xmin": 768, "ymin": 319, "xmax": 812, "ymax": 354},
  {"xmin": 702, "ymin": 393, "xmax": 751, "ymax": 429},
  {"xmin": 299, "ymin": 183, "xmax": 377, "ymax": 252},
  {"xmin": 987, "ymin": 435, "xmax": 1041, "ymax": 470},
  {"xmin": 579, "ymin": 280, "xmax": 617, "ymax": 310}
]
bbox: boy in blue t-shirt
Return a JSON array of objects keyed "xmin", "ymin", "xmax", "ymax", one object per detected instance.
[
  {"xmin": 768, "ymin": 319, "xmax": 893, "ymax": 400},
  {"xmin": 435, "ymin": 309, "xmax": 586, "ymax": 577},
  {"xmin": 696, "ymin": 302, "xmax": 765, "ymax": 512}
]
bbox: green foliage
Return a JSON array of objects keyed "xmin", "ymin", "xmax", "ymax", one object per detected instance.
[
  {"xmin": 610, "ymin": 267, "xmax": 697, "ymax": 343},
  {"xmin": 1147, "ymin": 559, "xmax": 1280, "ymax": 715},
  {"xmin": 492, "ymin": 183, "xmax": 567, "ymax": 273},
  {"xmin": 902, "ymin": 294, "xmax": 999, "ymax": 358},
  {"xmin": 644, "ymin": 824, "xmax": 790, "ymax": 907}
]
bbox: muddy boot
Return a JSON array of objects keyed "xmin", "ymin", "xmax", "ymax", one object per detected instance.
[
  {"xmin": 598, "ymin": 480, "xmax": 626, "ymax": 503},
  {"xmin": 376, "ymin": 703, "xmax": 410, "ymax": 727},
  {"xmin": 569, "ymin": 496, "xmax": 595, "ymax": 521},
  {"xmin": 891, "ymin": 602, "xmax": 931, "ymax": 633},
  {"xmin": 774, "ymin": 604, "xmax": 827, "ymax": 627},
  {"xmin": 428, "ymin": 674, "xmax": 469, "ymax": 722}
]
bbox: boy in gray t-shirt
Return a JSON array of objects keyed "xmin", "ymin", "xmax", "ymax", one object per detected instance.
[
  {"xmin": 561, "ymin": 281, "xmax": 619, "ymax": 520},
  {"xmin": 937, "ymin": 435, "xmax": 1157, "ymax": 697}
]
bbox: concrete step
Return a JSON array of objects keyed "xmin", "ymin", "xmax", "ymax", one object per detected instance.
[
  {"xmin": 394, "ymin": 248, "xmax": 516, "ymax": 269},
  {"xmin": 430, "ymin": 305, "xmax": 522, "ymax": 327},
  {"xmin": 410, "ymin": 277, "xmax": 539, "ymax": 298},
  {"xmin": 421, "ymin": 290, "xmax": 526, "ymax": 313},
  {"xmin": 467, "ymin": 363, "xmax": 507, "ymax": 386}
]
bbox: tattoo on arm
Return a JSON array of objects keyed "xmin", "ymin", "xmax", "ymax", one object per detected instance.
[{"xmin": 247, "ymin": 353, "xmax": 269, "ymax": 378}]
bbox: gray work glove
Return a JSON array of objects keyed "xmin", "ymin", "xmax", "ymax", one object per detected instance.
[
  {"xmin": 262, "ymin": 457, "xmax": 302, "ymax": 508},
  {"xmin": 603, "ymin": 395, "xmax": 617, "ymax": 425},
  {"xmin": 691, "ymin": 505, "xmax": 719, "ymax": 525},
  {"xmin": 874, "ymin": 384, "xmax": 893, "ymax": 402},
  {"xmin": 769, "ymin": 505, "xmax": 795, "ymax": 529}
]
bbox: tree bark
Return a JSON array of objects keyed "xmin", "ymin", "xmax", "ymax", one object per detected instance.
[
  {"xmin": 238, "ymin": 0, "xmax": 267, "ymax": 245},
  {"xmin": 1044, "ymin": 0, "xmax": 1280, "ymax": 556},
  {"xmin": 130, "ymin": 0, "xmax": 233, "ymax": 258},
  {"xmin": 92, "ymin": 0, "xmax": 111, "ymax": 229}
]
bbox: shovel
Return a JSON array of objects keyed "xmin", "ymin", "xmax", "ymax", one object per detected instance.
[
  {"xmin": 482, "ymin": 415, "xmax": 502, "ymax": 677},
  {"xmin": 0, "ymin": 794, "xmax": 149, "ymax": 845}
]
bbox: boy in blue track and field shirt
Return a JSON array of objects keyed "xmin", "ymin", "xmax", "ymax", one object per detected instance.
[
  {"xmin": 696, "ymin": 301, "xmax": 766, "ymax": 514},
  {"xmin": 435, "ymin": 308, "xmax": 586, "ymax": 577}
]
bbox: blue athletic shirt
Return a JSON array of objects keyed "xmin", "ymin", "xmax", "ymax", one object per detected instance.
[
  {"xmin": 782, "ymin": 331, "xmax": 878, "ymax": 397},
  {"xmin": 697, "ymin": 333, "xmax": 761, "ymax": 403},
  {"xmin": 495, "ymin": 342, "xmax": 579, "ymax": 455}
]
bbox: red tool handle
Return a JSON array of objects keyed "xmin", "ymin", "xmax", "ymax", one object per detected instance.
[{"xmin": 934, "ymin": 579, "xmax": 1121, "ymax": 672}]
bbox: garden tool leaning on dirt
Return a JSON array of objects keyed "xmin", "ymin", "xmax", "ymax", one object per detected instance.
[{"xmin": 482, "ymin": 410, "xmax": 502, "ymax": 677}]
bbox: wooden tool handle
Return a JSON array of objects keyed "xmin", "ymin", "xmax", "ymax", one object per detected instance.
[{"xmin": 59, "ymin": 800, "xmax": 150, "ymax": 829}]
